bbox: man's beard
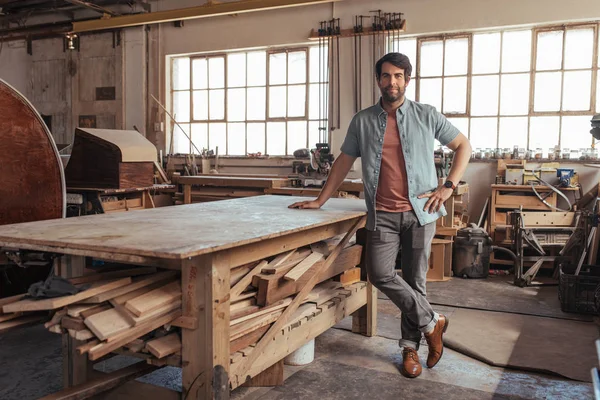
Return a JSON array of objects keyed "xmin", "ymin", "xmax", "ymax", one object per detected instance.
[{"xmin": 381, "ymin": 85, "xmax": 405, "ymax": 103}]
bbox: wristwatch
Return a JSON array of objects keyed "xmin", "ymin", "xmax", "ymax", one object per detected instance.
[{"xmin": 443, "ymin": 180, "xmax": 456, "ymax": 190}]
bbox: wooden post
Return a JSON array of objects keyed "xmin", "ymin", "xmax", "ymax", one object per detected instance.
[
  {"xmin": 183, "ymin": 184, "xmax": 192, "ymax": 204},
  {"xmin": 352, "ymin": 228, "xmax": 378, "ymax": 337},
  {"xmin": 182, "ymin": 253, "xmax": 231, "ymax": 400}
]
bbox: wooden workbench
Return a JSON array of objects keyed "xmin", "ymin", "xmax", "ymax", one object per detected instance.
[{"xmin": 0, "ymin": 196, "xmax": 376, "ymax": 399}]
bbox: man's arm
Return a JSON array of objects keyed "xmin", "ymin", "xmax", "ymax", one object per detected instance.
[
  {"xmin": 288, "ymin": 152, "xmax": 358, "ymax": 209},
  {"xmin": 418, "ymin": 132, "xmax": 472, "ymax": 213}
]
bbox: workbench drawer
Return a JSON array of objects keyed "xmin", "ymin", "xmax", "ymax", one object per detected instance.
[{"xmin": 494, "ymin": 192, "xmax": 555, "ymax": 209}]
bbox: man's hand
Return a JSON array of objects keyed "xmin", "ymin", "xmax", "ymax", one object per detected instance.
[
  {"xmin": 418, "ymin": 186, "xmax": 453, "ymax": 213},
  {"xmin": 288, "ymin": 199, "xmax": 323, "ymax": 209}
]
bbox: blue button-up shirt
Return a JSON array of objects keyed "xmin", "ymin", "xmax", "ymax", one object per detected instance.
[{"xmin": 341, "ymin": 98, "xmax": 460, "ymax": 230}]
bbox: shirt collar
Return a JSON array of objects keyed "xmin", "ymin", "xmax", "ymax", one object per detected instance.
[{"xmin": 374, "ymin": 97, "xmax": 410, "ymax": 117}]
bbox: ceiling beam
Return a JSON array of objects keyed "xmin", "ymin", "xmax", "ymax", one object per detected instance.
[
  {"xmin": 72, "ymin": 0, "xmax": 342, "ymax": 33},
  {"xmin": 63, "ymin": 0, "xmax": 120, "ymax": 17}
]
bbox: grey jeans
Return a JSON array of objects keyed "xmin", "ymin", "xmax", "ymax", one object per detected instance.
[{"xmin": 366, "ymin": 210, "xmax": 439, "ymax": 349}]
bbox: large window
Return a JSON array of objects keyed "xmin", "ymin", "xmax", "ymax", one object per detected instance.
[
  {"xmin": 392, "ymin": 22, "xmax": 599, "ymax": 154},
  {"xmin": 170, "ymin": 46, "xmax": 328, "ymax": 156}
]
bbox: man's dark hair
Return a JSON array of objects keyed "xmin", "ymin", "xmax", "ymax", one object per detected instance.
[{"xmin": 375, "ymin": 53, "xmax": 412, "ymax": 80}]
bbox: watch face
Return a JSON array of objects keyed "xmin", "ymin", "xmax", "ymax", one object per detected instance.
[{"xmin": 444, "ymin": 181, "xmax": 453, "ymax": 188}]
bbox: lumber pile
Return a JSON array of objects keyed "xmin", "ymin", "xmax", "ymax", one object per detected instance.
[{"xmin": 0, "ymin": 237, "xmax": 364, "ymax": 368}]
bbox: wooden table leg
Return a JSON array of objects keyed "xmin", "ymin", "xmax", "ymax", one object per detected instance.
[
  {"xmin": 183, "ymin": 184, "xmax": 192, "ymax": 204},
  {"xmin": 182, "ymin": 253, "xmax": 231, "ymax": 399},
  {"xmin": 352, "ymin": 228, "xmax": 378, "ymax": 337}
]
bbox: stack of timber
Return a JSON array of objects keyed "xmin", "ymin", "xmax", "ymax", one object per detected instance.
[{"xmin": 0, "ymin": 238, "xmax": 364, "ymax": 368}]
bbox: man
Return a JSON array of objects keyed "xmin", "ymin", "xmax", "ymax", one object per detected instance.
[{"xmin": 289, "ymin": 52, "xmax": 472, "ymax": 378}]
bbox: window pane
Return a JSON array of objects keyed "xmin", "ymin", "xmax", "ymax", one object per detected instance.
[
  {"xmin": 208, "ymin": 123, "xmax": 226, "ymax": 154},
  {"xmin": 534, "ymin": 72, "xmax": 561, "ymax": 112},
  {"xmin": 227, "ymin": 123, "xmax": 246, "ymax": 155},
  {"xmin": 469, "ymin": 117, "xmax": 498, "ymax": 149},
  {"xmin": 208, "ymin": 57, "xmax": 225, "ymax": 89},
  {"xmin": 530, "ymin": 116, "xmax": 559, "ymax": 151},
  {"xmin": 394, "ymin": 39, "xmax": 417, "ymax": 73},
  {"xmin": 288, "ymin": 51, "xmax": 307, "ymax": 84},
  {"xmin": 447, "ymin": 118, "xmax": 469, "ymax": 137},
  {"xmin": 420, "ymin": 40, "xmax": 443, "ymax": 77},
  {"xmin": 309, "ymin": 45, "xmax": 328, "ymax": 83},
  {"xmin": 269, "ymin": 86, "xmax": 287, "ymax": 118},
  {"xmin": 172, "ymin": 57, "xmax": 190, "ymax": 90},
  {"xmin": 444, "ymin": 38, "xmax": 468, "ymax": 76},
  {"xmin": 247, "ymin": 51, "xmax": 266, "ymax": 86},
  {"xmin": 267, "ymin": 122, "xmax": 286, "ymax": 155},
  {"xmin": 536, "ymin": 30, "xmax": 563, "ymax": 71},
  {"xmin": 562, "ymin": 116, "xmax": 593, "ymax": 151},
  {"xmin": 308, "ymin": 120, "xmax": 328, "ymax": 147},
  {"xmin": 192, "ymin": 90, "xmax": 208, "ymax": 120},
  {"xmin": 227, "ymin": 88, "xmax": 246, "ymax": 122},
  {"xmin": 247, "ymin": 87, "xmax": 266, "ymax": 120},
  {"xmin": 502, "ymin": 30, "xmax": 531, "ymax": 72},
  {"xmin": 247, "ymin": 123, "xmax": 265, "ymax": 154},
  {"xmin": 173, "ymin": 123, "xmax": 190, "ymax": 154},
  {"xmin": 406, "ymin": 79, "xmax": 416, "ymax": 100},
  {"xmin": 419, "ymin": 78, "xmax": 442, "ymax": 110},
  {"xmin": 209, "ymin": 89, "xmax": 225, "ymax": 120},
  {"xmin": 227, "ymin": 53, "xmax": 246, "ymax": 88},
  {"xmin": 443, "ymin": 77, "xmax": 467, "ymax": 114},
  {"xmin": 498, "ymin": 117, "xmax": 528, "ymax": 149},
  {"xmin": 269, "ymin": 53, "xmax": 287, "ymax": 85},
  {"xmin": 473, "ymin": 33, "xmax": 501, "ymax": 74},
  {"xmin": 309, "ymin": 83, "xmax": 324, "ymax": 120},
  {"xmin": 562, "ymin": 71, "xmax": 592, "ymax": 111},
  {"xmin": 288, "ymin": 85, "xmax": 306, "ymax": 117},
  {"xmin": 287, "ymin": 121, "xmax": 307, "ymax": 155},
  {"xmin": 564, "ymin": 28, "xmax": 594, "ymax": 69},
  {"xmin": 500, "ymin": 74, "xmax": 530, "ymax": 115},
  {"xmin": 173, "ymin": 91, "xmax": 190, "ymax": 122},
  {"xmin": 597, "ymin": 71, "xmax": 600, "ymax": 113},
  {"xmin": 192, "ymin": 58, "xmax": 207, "ymax": 90},
  {"xmin": 471, "ymin": 75, "xmax": 499, "ymax": 116},
  {"xmin": 191, "ymin": 123, "xmax": 208, "ymax": 154}
]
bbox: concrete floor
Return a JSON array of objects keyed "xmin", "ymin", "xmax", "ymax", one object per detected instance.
[{"xmin": 0, "ymin": 279, "xmax": 595, "ymax": 400}]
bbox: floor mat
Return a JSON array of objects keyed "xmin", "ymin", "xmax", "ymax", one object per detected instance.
[{"xmin": 444, "ymin": 308, "xmax": 598, "ymax": 382}]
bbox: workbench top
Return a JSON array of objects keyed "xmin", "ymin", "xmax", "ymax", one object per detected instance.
[{"xmin": 0, "ymin": 196, "xmax": 366, "ymax": 260}]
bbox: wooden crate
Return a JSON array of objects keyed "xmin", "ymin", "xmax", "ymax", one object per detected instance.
[{"xmin": 427, "ymin": 238, "xmax": 452, "ymax": 281}]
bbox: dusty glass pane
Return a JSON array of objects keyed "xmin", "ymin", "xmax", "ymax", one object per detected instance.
[
  {"xmin": 536, "ymin": 30, "xmax": 563, "ymax": 71},
  {"xmin": 288, "ymin": 85, "xmax": 306, "ymax": 118},
  {"xmin": 529, "ymin": 116, "xmax": 559, "ymax": 150},
  {"xmin": 420, "ymin": 40, "xmax": 443, "ymax": 77},
  {"xmin": 247, "ymin": 87, "xmax": 266, "ymax": 120},
  {"xmin": 308, "ymin": 120, "xmax": 328, "ymax": 147},
  {"xmin": 209, "ymin": 89, "xmax": 225, "ymax": 120},
  {"xmin": 469, "ymin": 117, "xmax": 498, "ymax": 149},
  {"xmin": 562, "ymin": 116, "xmax": 594, "ymax": 150},
  {"xmin": 191, "ymin": 123, "xmax": 208, "ymax": 153},
  {"xmin": 392, "ymin": 39, "xmax": 417, "ymax": 73},
  {"xmin": 192, "ymin": 90, "xmax": 208, "ymax": 121},
  {"xmin": 443, "ymin": 77, "xmax": 467, "ymax": 114},
  {"xmin": 269, "ymin": 86, "xmax": 287, "ymax": 118},
  {"xmin": 471, "ymin": 75, "xmax": 499, "ymax": 116},
  {"xmin": 208, "ymin": 123, "xmax": 226, "ymax": 154},
  {"xmin": 247, "ymin": 51, "xmax": 266, "ymax": 86},
  {"xmin": 444, "ymin": 38, "xmax": 469, "ymax": 76},
  {"xmin": 564, "ymin": 28, "xmax": 594, "ymax": 69},
  {"xmin": 533, "ymin": 72, "xmax": 561, "ymax": 112},
  {"xmin": 288, "ymin": 51, "xmax": 307, "ymax": 84},
  {"xmin": 173, "ymin": 91, "xmax": 190, "ymax": 122},
  {"xmin": 473, "ymin": 33, "xmax": 501, "ymax": 74},
  {"xmin": 227, "ymin": 88, "xmax": 246, "ymax": 122},
  {"xmin": 208, "ymin": 57, "xmax": 225, "ymax": 89},
  {"xmin": 446, "ymin": 118, "xmax": 469, "ymax": 137},
  {"xmin": 227, "ymin": 53, "xmax": 246, "ymax": 88},
  {"xmin": 562, "ymin": 71, "xmax": 591, "ymax": 111},
  {"xmin": 247, "ymin": 123, "xmax": 266, "ymax": 154},
  {"xmin": 269, "ymin": 53, "xmax": 287, "ymax": 85},
  {"xmin": 500, "ymin": 74, "xmax": 530, "ymax": 115},
  {"xmin": 227, "ymin": 122, "xmax": 246, "ymax": 155},
  {"xmin": 173, "ymin": 123, "xmax": 190, "ymax": 154},
  {"xmin": 172, "ymin": 57, "xmax": 190, "ymax": 90},
  {"xmin": 309, "ymin": 45, "xmax": 328, "ymax": 83},
  {"xmin": 267, "ymin": 122, "xmax": 286, "ymax": 155},
  {"xmin": 419, "ymin": 78, "xmax": 442, "ymax": 111},
  {"xmin": 502, "ymin": 30, "xmax": 532, "ymax": 72},
  {"xmin": 192, "ymin": 58, "xmax": 207, "ymax": 90},
  {"xmin": 287, "ymin": 121, "xmax": 307, "ymax": 155},
  {"xmin": 498, "ymin": 117, "xmax": 528, "ymax": 149}
]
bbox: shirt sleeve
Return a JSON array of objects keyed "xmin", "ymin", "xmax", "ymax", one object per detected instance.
[
  {"xmin": 432, "ymin": 108, "xmax": 460, "ymax": 146},
  {"xmin": 340, "ymin": 115, "xmax": 361, "ymax": 157}
]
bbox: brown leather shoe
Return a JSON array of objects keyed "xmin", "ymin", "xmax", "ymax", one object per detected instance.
[
  {"xmin": 401, "ymin": 347, "xmax": 422, "ymax": 378},
  {"xmin": 424, "ymin": 315, "xmax": 449, "ymax": 368}
]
